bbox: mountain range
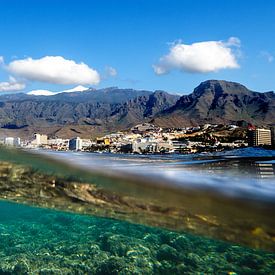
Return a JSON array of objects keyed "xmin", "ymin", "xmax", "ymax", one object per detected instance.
[{"xmin": 0, "ymin": 80, "xmax": 274, "ymax": 138}]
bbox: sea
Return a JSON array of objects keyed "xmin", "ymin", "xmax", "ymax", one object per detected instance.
[{"xmin": 0, "ymin": 147, "xmax": 274, "ymax": 274}]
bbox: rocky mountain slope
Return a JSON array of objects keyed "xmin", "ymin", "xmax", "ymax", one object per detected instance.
[
  {"xmin": 0, "ymin": 80, "xmax": 274, "ymax": 138},
  {"xmin": 154, "ymin": 80, "xmax": 275, "ymax": 127},
  {"xmin": 0, "ymin": 88, "xmax": 179, "ymax": 137}
]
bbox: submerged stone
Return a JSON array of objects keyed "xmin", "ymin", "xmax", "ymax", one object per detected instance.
[{"xmin": 0, "ymin": 201, "xmax": 274, "ymax": 274}]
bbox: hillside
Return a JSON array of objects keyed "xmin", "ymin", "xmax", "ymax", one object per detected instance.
[
  {"xmin": 154, "ymin": 80, "xmax": 275, "ymax": 127},
  {"xmin": 0, "ymin": 88, "xmax": 179, "ymax": 138},
  {"xmin": 0, "ymin": 80, "xmax": 274, "ymax": 138}
]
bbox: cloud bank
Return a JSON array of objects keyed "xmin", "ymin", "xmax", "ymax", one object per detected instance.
[
  {"xmin": 8, "ymin": 56, "xmax": 100, "ymax": 85},
  {"xmin": 153, "ymin": 37, "xmax": 240, "ymax": 74},
  {"xmin": 0, "ymin": 76, "xmax": 26, "ymax": 92}
]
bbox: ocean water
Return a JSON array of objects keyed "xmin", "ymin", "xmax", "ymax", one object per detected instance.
[
  {"xmin": 0, "ymin": 200, "xmax": 274, "ymax": 274},
  {"xmin": 0, "ymin": 147, "xmax": 275, "ymax": 274},
  {"xmin": 41, "ymin": 148, "xmax": 275, "ymax": 202}
]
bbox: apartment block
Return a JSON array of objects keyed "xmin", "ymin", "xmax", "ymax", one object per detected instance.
[{"xmin": 248, "ymin": 128, "xmax": 272, "ymax": 147}]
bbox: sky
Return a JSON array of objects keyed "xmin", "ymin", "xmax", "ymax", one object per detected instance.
[{"xmin": 0, "ymin": 0, "xmax": 275, "ymax": 95}]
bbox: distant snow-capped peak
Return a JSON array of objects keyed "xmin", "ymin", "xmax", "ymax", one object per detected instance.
[
  {"xmin": 27, "ymin": 85, "xmax": 88, "ymax": 96},
  {"xmin": 60, "ymin": 85, "xmax": 88, "ymax": 93},
  {"xmin": 27, "ymin": 89, "xmax": 55, "ymax": 96}
]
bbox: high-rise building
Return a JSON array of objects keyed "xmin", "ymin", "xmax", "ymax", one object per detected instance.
[
  {"xmin": 69, "ymin": 137, "xmax": 82, "ymax": 151},
  {"xmin": 248, "ymin": 128, "xmax": 272, "ymax": 147},
  {"xmin": 270, "ymin": 126, "xmax": 275, "ymax": 146}
]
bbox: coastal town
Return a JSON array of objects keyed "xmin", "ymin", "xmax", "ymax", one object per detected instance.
[{"xmin": 1, "ymin": 123, "xmax": 275, "ymax": 154}]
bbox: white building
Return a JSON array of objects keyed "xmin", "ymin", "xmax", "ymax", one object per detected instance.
[
  {"xmin": 32, "ymin": 134, "xmax": 48, "ymax": 146},
  {"xmin": 132, "ymin": 137, "xmax": 158, "ymax": 153},
  {"xmin": 171, "ymin": 140, "xmax": 188, "ymax": 153},
  {"xmin": 4, "ymin": 137, "xmax": 21, "ymax": 147},
  {"xmin": 48, "ymin": 138, "xmax": 66, "ymax": 145},
  {"xmin": 82, "ymin": 139, "xmax": 93, "ymax": 148}
]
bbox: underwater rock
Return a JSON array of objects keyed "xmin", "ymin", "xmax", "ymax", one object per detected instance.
[
  {"xmin": 0, "ymin": 201, "xmax": 274, "ymax": 274},
  {"xmin": 143, "ymin": 233, "xmax": 160, "ymax": 245},
  {"xmin": 38, "ymin": 268, "xmax": 63, "ymax": 275},
  {"xmin": 103, "ymin": 234, "xmax": 130, "ymax": 256},
  {"xmin": 13, "ymin": 262, "xmax": 29, "ymax": 275},
  {"xmin": 0, "ymin": 267, "xmax": 13, "ymax": 275},
  {"xmin": 184, "ymin": 252, "xmax": 203, "ymax": 268},
  {"xmin": 157, "ymin": 244, "xmax": 180, "ymax": 262},
  {"xmin": 239, "ymin": 253, "xmax": 265, "ymax": 269},
  {"xmin": 170, "ymin": 235, "xmax": 191, "ymax": 251},
  {"xmin": 96, "ymin": 256, "xmax": 126, "ymax": 274}
]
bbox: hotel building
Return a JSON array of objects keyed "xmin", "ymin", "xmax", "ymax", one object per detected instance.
[{"xmin": 248, "ymin": 128, "xmax": 272, "ymax": 147}]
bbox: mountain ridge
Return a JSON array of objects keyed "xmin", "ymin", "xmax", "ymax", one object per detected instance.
[
  {"xmin": 154, "ymin": 80, "xmax": 274, "ymax": 127},
  {"xmin": 0, "ymin": 80, "xmax": 274, "ymax": 138}
]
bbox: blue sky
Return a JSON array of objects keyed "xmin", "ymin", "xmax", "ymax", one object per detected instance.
[{"xmin": 0, "ymin": 0, "xmax": 275, "ymax": 94}]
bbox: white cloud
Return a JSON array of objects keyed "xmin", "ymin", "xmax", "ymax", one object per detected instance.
[
  {"xmin": 226, "ymin": 37, "xmax": 241, "ymax": 47},
  {"xmin": 105, "ymin": 66, "xmax": 117, "ymax": 77},
  {"xmin": 8, "ymin": 56, "xmax": 100, "ymax": 85},
  {"xmin": 0, "ymin": 56, "xmax": 4, "ymax": 64},
  {"xmin": 27, "ymin": 85, "xmax": 89, "ymax": 96},
  {"xmin": 260, "ymin": 51, "xmax": 274, "ymax": 63},
  {"xmin": 153, "ymin": 37, "xmax": 240, "ymax": 74},
  {"xmin": 0, "ymin": 76, "xmax": 26, "ymax": 92}
]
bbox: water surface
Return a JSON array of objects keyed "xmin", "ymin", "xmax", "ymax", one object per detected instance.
[{"xmin": 0, "ymin": 147, "xmax": 275, "ymax": 273}]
